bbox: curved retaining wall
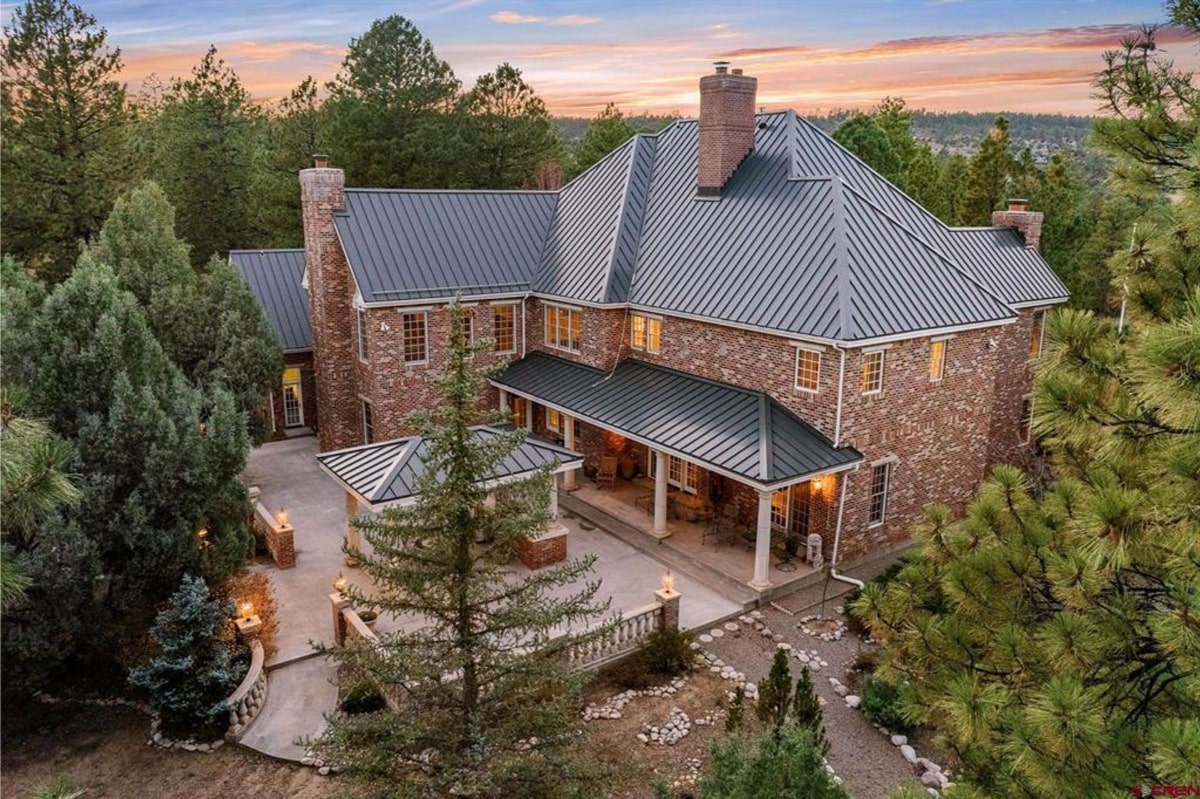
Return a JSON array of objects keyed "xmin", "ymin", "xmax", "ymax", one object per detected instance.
[{"xmin": 225, "ymin": 639, "xmax": 267, "ymax": 742}]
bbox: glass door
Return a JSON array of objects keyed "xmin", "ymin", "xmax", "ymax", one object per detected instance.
[{"xmin": 282, "ymin": 367, "xmax": 303, "ymax": 428}]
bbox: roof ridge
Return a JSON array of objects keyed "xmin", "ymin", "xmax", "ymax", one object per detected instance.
[
  {"xmin": 599, "ymin": 136, "xmax": 643, "ymax": 304},
  {"xmin": 344, "ymin": 187, "xmax": 558, "ymax": 196},
  {"xmin": 368, "ymin": 437, "xmax": 422, "ymax": 502},
  {"xmin": 229, "ymin": 248, "xmax": 306, "ymax": 254},
  {"xmin": 832, "ymin": 177, "xmax": 853, "ymax": 340}
]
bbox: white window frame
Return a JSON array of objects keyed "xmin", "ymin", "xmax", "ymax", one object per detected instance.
[
  {"xmin": 770, "ymin": 489, "xmax": 790, "ymax": 528},
  {"xmin": 868, "ymin": 460, "xmax": 892, "ymax": 527},
  {"xmin": 861, "ymin": 348, "xmax": 886, "ymax": 396},
  {"xmin": 356, "ymin": 306, "xmax": 369, "ymax": 362},
  {"xmin": 401, "ymin": 310, "xmax": 429, "ymax": 365},
  {"xmin": 630, "ymin": 312, "xmax": 662, "ymax": 354},
  {"xmin": 360, "ymin": 398, "xmax": 374, "ymax": 445},
  {"xmin": 282, "ymin": 366, "xmax": 304, "ymax": 428},
  {"xmin": 544, "ymin": 303, "xmax": 582, "ymax": 353},
  {"xmin": 647, "ymin": 451, "xmax": 700, "ymax": 494},
  {"xmin": 793, "ymin": 346, "xmax": 822, "ymax": 393},
  {"xmin": 492, "ymin": 302, "xmax": 517, "ymax": 355},
  {"xmin": 929, "ymin": 337, "xmax": 949, "ymax": 383}
]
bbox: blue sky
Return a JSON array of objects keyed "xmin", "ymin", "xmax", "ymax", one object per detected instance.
[{"xmin": 13, "ymin": 0, "xmax": 1195, "ymax": 114}]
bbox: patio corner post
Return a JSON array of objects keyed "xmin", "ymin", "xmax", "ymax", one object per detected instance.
[
  {"xmin": 330, "ymin": 591, "xmax": 351, "ymax": 646},
  {"xmin": 751, "ymin": 489, "xmax": 773, "ymax": 591},
  {"xmin": 563, "ymin": 414, "xmax": 579, "ymax": 491},
  {"xmin": 652, "ymin": 449, "xmax": 669, "ymax": 539},
  {"xmin": 344, "ymin": 491, "xmax": 362, "ymax": 567}
]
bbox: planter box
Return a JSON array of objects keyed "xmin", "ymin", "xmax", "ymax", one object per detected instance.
[{"xmin": 518, "ymin": 523, "xmax": 568, "ymax": 570}]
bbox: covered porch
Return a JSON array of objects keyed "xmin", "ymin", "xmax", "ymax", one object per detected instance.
[{"xmin": 493, "ymin": 352, "xmax": 863, "ymax": 594}]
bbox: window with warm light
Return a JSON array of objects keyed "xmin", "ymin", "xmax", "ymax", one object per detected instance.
[
  {"xmin": 361, "ymin": 399, "xmax": 374, "ymax": 444},
  {"xmin": 862, "ymin": 350, "xmax": 885, "ymax": 395},
  {"xmin": 356, "ymin": 306, "xmax": 368, "ymax": 361},
  {"xmin": 631, "ymin": 313, "xmax": 662, "ymax": 354},
  {"xmin": 402, "ymin": 311, "xmax": 428, "ymax": 364},
  {"xmin": 648, "ymin": 453, "xmax": 700, "ymax": 493},
  {"xmin": 770, "ymin": 490, "xmax": 789, "ymax": 528},
  {"xmin": 493, "ymin": 303, "xmax": 516, "ymax": 354},
  {"xmin": 795, "ymin": 348, "xmax": 821, "ymax": 392},
  {"xmin": 868, "ymin": 462, "xmax": 891, "ymax": 526},
  {"xmin": 545, "ymin": 304, "xmax": 581, "ymax": 352},
  {"xmin": 929, "ymin": 339, "xmax": 947, "ymax": 382},
  {"xmin": 546, "ymin": 407, "xmax": 564, "ymax": 436},
  {"xmin": 1029, "ymin": 310, "xmax": 1046, "ymax": 358}
]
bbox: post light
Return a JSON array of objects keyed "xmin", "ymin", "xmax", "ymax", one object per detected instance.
[
  {"xmin": 276, "ymin": 508, "xmax": 289, "ymax": 527},
  {"xmin": 333, "ymin": 572, "xmax": 348, "ymax": 594},
  {"xmin": 661, "ymin": 571, "xmax": 676, "ymax": 594},
  {"xmin": 197, "ymin": 527, "xmax": 208, "ymax": 540},
  {"xmin": 239, "ymin": 600, "xmax": 254, "ymax": 619}
]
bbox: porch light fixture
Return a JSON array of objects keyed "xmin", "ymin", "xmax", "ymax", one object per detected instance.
[
  {"xmin": 812, "ymin": 478, "xmax": 824, "ymax": 491},
  {"xmin": 333, "ymin": 572, "xmax": 349, "ymax": 594},
  {"xmin": 239, "ymin": 600, "xmax": 254, "ymax": 619},
  {"xmin": 661, "ymin": 571, "xmax": 676, "ymax": 594},
  {"xmin": 276, "ymin": 508, "xmax": 289, "ymax": 527}
]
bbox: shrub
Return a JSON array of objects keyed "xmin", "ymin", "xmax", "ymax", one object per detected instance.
[
  {"xmin": 845, "ymin": 558, "xmax": 908, "ymax": 635},
  {"xmin": 639, "ymin": 627, "xmax": 695, "ymax": 676},
  {"xmin": 129, "ymin": 575, "xmax": 243, "ymax": 738},
  {"xmin": 33, "ymin": 776, "xmax": 78, "ymax": 799},
  {"xmin": 339, "ymin": 678, "xmax": 387, "ymax": 715},
  {"xmin": 861, "ymin": 676, "xmax": 915, "ymax": 734},
  {"xmin": 612, "ymin": 651, "xmax": 657, "ymax": 690},
  {"xmin": 219, "ymin": 571, "xmax": 278, "ymax": 659},
  {"xmin": 699, "ymin": 726, "xmax": 848, "ymax": 799}
]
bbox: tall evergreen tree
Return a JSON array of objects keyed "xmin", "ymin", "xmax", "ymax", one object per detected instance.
[
  {"xmin": 958, "ymin": 116, "xmax": 1014, "ymax": 225},
  {"xmin": 254, "ymin": 76, "xmax": 330, "ymax": 247},
  {"xmin": 756, "ymin": 649, "xmax": 795, "ymax": 735},
  {"xmin": 1, "ymin": 0, "xmax": 132, "ymax": 282},
  {"xmin": 833, "ymin": 113, "xmax": 904, "ymax": 186},
  {"xmin": 313, "ymin": 307, "xmax": 609, "ymax": 797},
  {"xmin": 568, "ymin": 103, "xmax": 635, "ymax": 180}
]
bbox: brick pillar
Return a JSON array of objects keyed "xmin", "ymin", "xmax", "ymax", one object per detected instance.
[
  {"xmin": 300, "ymin": 160, "xmax": 358, "ymax": 453},
  {"xmin": 330, "ymin": 592, "xmax": 351, "ymax": 646},
  {"xmin": 655, "ymin": 586, "xmax": 681, "ymax": 631}
]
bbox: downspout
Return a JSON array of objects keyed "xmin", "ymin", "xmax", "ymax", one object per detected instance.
[
  {"xmin": 833, "ymin": 344, "xmax": 847, "ymax": 447},
  {"xmin": 829, "ymin": 464, "xmax": 864, "ymax": 589}
]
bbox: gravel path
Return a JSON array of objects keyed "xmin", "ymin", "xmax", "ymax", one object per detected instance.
[{"xmin": 698, "ymin": 589, "xmax": 928, "ymax": 799}]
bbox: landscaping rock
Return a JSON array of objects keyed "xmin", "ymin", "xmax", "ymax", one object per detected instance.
[
  {"xmin": 891, "ymin": 734, "xmax": 908, "ymax": 747},
  {"xmin": 844, "ymin": 695, "xmax": 861, "ymax": 709},
  {"xmin": 921, "ymin": 771, "xmax": 943, "ymax": 789},
  {"xmin": 900, "ymin": 744, "xmax": 918, "ymax": 764}
]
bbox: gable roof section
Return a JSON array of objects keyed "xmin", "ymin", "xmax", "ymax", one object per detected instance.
[
  {"xmin": 335, "ymin": 189, "xmax": 557, "ymax": 304},
  {"xmin": 493, "ymin": 351, "xmax": 862, "ymax": 488},
  {"xmin": 229, "ymin": 249, "xmax": 312, "ymax": 352},
  {"xmin": 316, "ymin": 425, "xmax": 582, "ymax": 508}
]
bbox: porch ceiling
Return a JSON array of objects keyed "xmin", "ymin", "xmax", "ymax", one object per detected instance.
[
  {"xmin": 316, "ymin": 425, "xmax": 583, "ymax": 509},
  {"xmin": 493, "ymin": 352, "xmax": 862, "ymax": 489}
]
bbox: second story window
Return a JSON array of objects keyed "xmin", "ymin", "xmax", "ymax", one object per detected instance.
[
  {"xmin": 861, "ymin": 349, "xmax": 885, "ymax": 395},
  {"xmin": 868, "ymin": 461, "xmax": 891, "ymax": 526},
  {"xmin": 929, "ymin": 339, "xmax": 947, "ymax": 382},
  {"xmin": 794, "ymin": 347, "xmax": 821, "ymax": 393},
  {"xmin": 545, "ymin": 304, "xmax": 581, "ymax": 353},
  {"xmin": 493, "ymin": 303, "xmax": 516, "ymax": 354},
  {"xmin": 631, "ymin": 313, "xmax": 661, "ymax": 354},
  {"xmin": 356, "ymin": 306, "xmax": 368, "ymax": 362},
  {"xmin": 401, "ymin": 311, "xmax": 428, "ymax": 364},
  {"xmin": 1029, "ymin": 310, "xmax": 1047, "ymax": 358}
]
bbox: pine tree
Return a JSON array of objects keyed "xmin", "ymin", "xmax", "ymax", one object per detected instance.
[
  {"xmin": 958, "ymin": 116, "xmax": 1014, "ymax": 225},
  {"xmin": 254, "ymin": 76, "xmax": 330, "ymax": 247},
  {"xmin": 700, "ymin": 725, "xmax": 848, "ymax": 799},
  {"xmin": 568, "ymin": 103, "xmax": 634, "ymax": 180},
  {"xmin": 129, "ymin": 575, "xmax": 241, "ymax": 737},
  {"xmin": 791, "ymin": 666, "xmax": 829, "ymax": 755},
  {"xmin": 756, "ymin": 649, "xmax": 794, "ymax": 734},
  {"xmin": 833, "ymin": 113, "xmax": 903, "ymax": 186},
  {"xmin": 313, "ymin": 306, "xmax": 610, "ymax": 797},
  {"xmin": 1, "ymin": 0, "xmax": 133, "ymax": 282}
]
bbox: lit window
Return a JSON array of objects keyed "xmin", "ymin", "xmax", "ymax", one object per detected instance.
[
  {"xmin": 545, "ymin": 304, "xmax": 581, "ymax": 352},
  {"xmin": 771, "ymin": 490, "xmax": 789, "ymax": 528},
  {"xmin": 795, "ymin": 348, "xmax": 821, "ymax": 392},
  {"xmin": 929, "ymin": 339, "xmax": 947, "ymax": 382},
  {"xmin": 631, "ymin": 313, "xmax": 662, "ymax": 354},
  {"xmin": 402, "ymin": 311, "xmax": 428, "ymax": 364},
  {"xmin": 1029, "ymin": 310, "xmax": 1046, "ymax": 358},
  {"xmin": 493, "ymin": 304, "xmax": 516, "ymax": 354},
  {"xmin": 862, "ymin": 350, "xmax": 885, "ymax": 395},
  {"xmin": 868, "ymin": 462, "xmax": 890, "ymax": 526},
  {"xmin": 546, "ymin": 407, "xmax": 564, "ymax": 436},
  {"xmin": 361, "ymin": 399, "xmax": 374, "ymax": 444},
  {"xmin": 356, "ymin": 307, "xmax": 368, "ymax": 361}
]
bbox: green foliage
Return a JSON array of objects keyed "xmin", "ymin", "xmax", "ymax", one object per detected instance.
[
  {"xmin": 1, "ymin": 0, "xmax": 132, "ymax": 283},
  {"xmin": 958, "ymin": 116, "xmax": 1014, "ymax": 225},
  {"xmin": 339, "ymin": 678, "xmax": 387, "ymax": 715},
  {"xmin": 833, "ymin": 113, "xmax": 904, "ymax": 186},
  {"xmin": 725, "ymin": 685, "xmax": 746, "ymax": 733},
  {"xmin": 254, "ymin": 76, "xmax": 330, "ymax": 247},
  {"xmin": 791, "ymin": 666, "xmax": 830, "ymax": 754},
  {"xmin": 313, "ymin": 306, "xmax": 610, "ymax": 797},
  {"xmin": 699, "ymin": 726, "xmax": 848, "ymax": 799},
  {"xmin": 129, "ymin": 575, "xmax": 242, "ymax": 737},
  {"xmin": 569, "ymin": 103, "xmax": 635, "ymax": 180},
  {"xmin": 755, "ymin": 649, "xmax": 794, "ymax": 734},
  {"xmin": 860, "ymin": 676, "xmax": 916, "ymax": 735},
  {"xmin": 638, "ymin": 627, "xmax": 695, "ymax": 676},
  {"xmin": 32, "ymin": 776, "xmax": 79, "ymax": 799}
]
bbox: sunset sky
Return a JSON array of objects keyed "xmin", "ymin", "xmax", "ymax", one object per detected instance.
[{"xmin": 19, "ymin": 0, "xmax": 1199, "ymax": 115}]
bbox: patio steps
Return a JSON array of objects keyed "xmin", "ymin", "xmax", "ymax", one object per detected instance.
[{"xmin": 561, "ymin": 494, "xmax": 762, "ymax": 609}]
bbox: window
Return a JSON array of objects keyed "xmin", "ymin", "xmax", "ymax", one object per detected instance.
[
  {"xmin": 861, "ymin": 350, "xmax": 885, "ymax": 395},
  {"xmin": 546, "ymin": 407, "xmax": 565, "ymax": 436},
  {"xmin": 462, "ymin": 310, "xmax": 474, "ymax": 344},
  {"xmin": 361, "ymin": 399, "xmax": 374, "ymax": 444},
  {"xmin": 356, "ymin": 307, "xmax": 368, "ymax": 361},
  {"xmin": 511, "ymin": 396, "xmax": 528, "ymax": 428},
  {"xmin": 493, "ymin": 304, "xmax": 516, "ymax": 354},
  {"xmin": 795, "ymin": 348, "xmax": 821, "ymax": 392},
  {"xmin": 771, "ymin": 490, "xmax": 789, "ymax": 528},
  {"xmin": 401, "ymin": 311, "xmax": 428, "ymax": 364},
  {"xmin": 1029, "ymin": 310, "xmax": 1046, "ymax": 358},
  {"xmin": 868, "ymin": 462, "xmax": 891, "ymax": 527},
  {"xmin": 631, "ymin": 313, "xmax": 662, "ymax": 354},
  {"xmin": 282, "ymin": 367, "xmax": 303, "ymax": 428},
  {"xmin": 929, "ymin": 339, "xmax": 947, "ymax": 382},
  {"xmin": 545, "ymin": 304, "xmax": 581, "ymax": 352},
  {"xmin": 648, "ymin": 453, "xmax": 700, "ymax": 493}
]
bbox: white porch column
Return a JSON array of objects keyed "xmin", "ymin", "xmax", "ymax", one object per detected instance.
[
  {"xmin": 498, "ymin": 389, "xmax": 509, "ymax": 416},
  {"xmin": 653, "ymin": 449, "xmax": 669, "ymax": 539},
  {"xmin": 549, "ymin": 475, "xmax": 559, "ymax": 519},
  {"xmin": 751, "ymin": 490, "xmax": 773, "ymax": 591},
  {"xmin": 563, "ymin": 414, "xmax": 578, "ymax": 491},
  {"xmin": 345, "ymin": 490, "xmax": 362, "ymax": 567},
  {"xmin": 524, "ymin": 401, "xmax": 533, "ymax": 431}
]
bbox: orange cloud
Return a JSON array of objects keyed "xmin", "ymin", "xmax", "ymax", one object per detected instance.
[{"xmin": 490, "ymin": 10, "xmax": 603, "ymax": 26}]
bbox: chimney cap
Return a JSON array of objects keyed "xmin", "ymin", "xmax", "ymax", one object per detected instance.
[
  {"xmin": 1007, "ymin": 198, "xmax": 1028, "ymax": 211},
  {"xmin": 713, "ymin": 60, "xmax": 730, "ymax": 74},
  {"xmin": 731, "ymin": 67, "xmax": 743, "ymax": 75},
  {"xmin": 313, "ymin": 153, "xmax": 330, "ymax": 168}
]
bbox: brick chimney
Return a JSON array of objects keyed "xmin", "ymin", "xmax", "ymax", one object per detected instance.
[
  {"xmin": 697, "ymin": 62, "xmax": 757, "ymax": 197},
  {"xmin": 299, "ymin": 156, "xmax": 359, "ymax": 453},
  {"xmin": 991, "ymin": 199, "xmax": 1044, "ymax": 251}
]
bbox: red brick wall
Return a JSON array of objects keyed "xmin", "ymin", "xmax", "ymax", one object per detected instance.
[
  {"xmin": 527, "ymin": 299, "xmax": 628, "ymax": 371},
  {"xmin": 988, "ymin": 309, "xmax": 1042, "ymax": 466},
  {"xmin": 518, "ymin": 529, "xmax": 568, "ymax": 569}
]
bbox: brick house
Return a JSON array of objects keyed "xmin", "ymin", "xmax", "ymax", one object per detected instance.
[{"xmin": 235, "ymin": 64, "xmax": 1066, "ymax": 594}]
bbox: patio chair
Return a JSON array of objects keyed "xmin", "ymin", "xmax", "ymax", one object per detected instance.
[{"xmin": 595, "ymin": 455, "xmax": 618, "ymax": 490}]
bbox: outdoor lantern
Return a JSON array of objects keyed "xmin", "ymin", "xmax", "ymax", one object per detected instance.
[
  {"xmin": 239, "ymin": 600, "xmax": 254, "ymax": 619},
  {"xmin": 333, "ymin": 572, "xmax": 348, "ymax": 594},
  {"xmin": 661, "ymin": 571, "xmax": 676, "ymax": 594},
  {"xmin": 196, "ymin": 527, "xmax": 208, "ymax": 540},
  {"xmin": 276, "ymin": 508, "xmax": 289, "ymax": 527},
  {"xmin": 812, "ymin": 478, "xmax": 824, "ymax": 491}
]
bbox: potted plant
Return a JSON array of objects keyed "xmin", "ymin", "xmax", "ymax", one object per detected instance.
[
  {"xmin": 618, "ymin": 454, "xmax": 636, "ymax": 480},
  {"xmin": 357, "ymin": 608, "xmax": 379, "ymax": 632}
]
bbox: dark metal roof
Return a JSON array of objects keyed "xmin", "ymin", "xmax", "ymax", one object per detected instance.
[
  {"xmin": 316, "ymin": 425, "xmax": 583, "ymax": 508},
  {"xmin": 229, "ymin": 249, "xmax": 312, "ymax": 352},
  {"xmin": 945, "ymin": 228, "xmax": 1069, "ymax": 306},
  {"xmin": 493, "ymin": 352, "xmax": 862, "ymax": 487},
  {"xmin": 335, "ymin": 189, "xmax": 557, "ymax": 303}
]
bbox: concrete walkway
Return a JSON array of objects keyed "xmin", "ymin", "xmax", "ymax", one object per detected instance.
[{"xmin": 239, "ymin": 655, "xmax": 336, "ymax": 761}]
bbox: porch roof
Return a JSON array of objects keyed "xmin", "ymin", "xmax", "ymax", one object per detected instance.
[
  {"xmin": 316, "ymin": 425, "xmax": 583, "ymax": 509},
  {"xmin": 493, "ymin": 352, "xmax": 862, "ymax": 490}
]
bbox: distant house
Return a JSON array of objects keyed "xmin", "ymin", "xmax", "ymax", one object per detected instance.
[{"xmin": 234, "ymin": 64, "xmax": 1065, "ymax": 594}]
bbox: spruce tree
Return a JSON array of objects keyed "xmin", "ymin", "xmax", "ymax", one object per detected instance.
[
  {"xmin": 700, "ymin": 725, "xmax": 848, "ymax": 799},
  {"xmin": 958, "ymin": 116, "xmax": 1014, "ymax": 225},
  {"xmin": 791, "ymin": 665, "xmax": 829, "ymax": 755},
  {"xmin": 756, "ymin": 649, "xmax": 794, "ymax": 734},
  {"xmin": 568, "ymin": 103, "xmax": 635, "ymax": 180},
  {"xmin": 313, "ymin": 306, "xmax": 610, "ymax": 797}
]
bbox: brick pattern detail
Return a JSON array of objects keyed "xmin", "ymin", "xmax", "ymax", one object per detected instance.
[
  {"xmin": 518, "ymin": 529, "xmax": 568, "ymax": 569},
  {"xmin": 527, "ymin": 300, "xmax": 628, "ymax": 371},
  {"xmin": 698, "ymin": 72, "xmax": 758, "ymax": 195},
  {"xmin": 991, "ymin": 209, "xmax": 1044, "ymax": 251}
]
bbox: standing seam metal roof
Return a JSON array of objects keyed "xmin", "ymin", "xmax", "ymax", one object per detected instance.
[
  {"xmin": 493, "ymin": 352, "xmax": 862, "ymax": 486},
  {"xmin": 316, "ymin": 425, "xmax": 583, "ymax": 508},
  {"xmin": 229, "ymin": 249, "xmax": 312, "ymax": 352}
]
